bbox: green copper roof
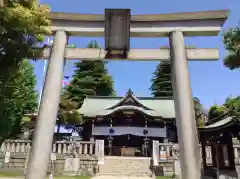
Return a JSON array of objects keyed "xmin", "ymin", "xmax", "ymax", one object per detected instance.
[
  {"xmin": 198, "ymin": 116, "xmax": 240, "ymax": 132},
  {"xmin": 79, "ymin": 91, "xmax": 175, "ymax": 119}
]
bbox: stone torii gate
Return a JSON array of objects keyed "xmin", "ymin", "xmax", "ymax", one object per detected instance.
[{"xmin": 25, "ymin": 9, "xmax": 229, "ymax": 179}]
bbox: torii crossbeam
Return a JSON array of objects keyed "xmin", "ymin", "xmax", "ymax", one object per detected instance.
[{"xmin": 42, "ymin": 47, "xmax": 219, "ymax": 61}]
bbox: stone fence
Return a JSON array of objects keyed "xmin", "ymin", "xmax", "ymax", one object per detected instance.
[
  {"xmin": 1, "ymin": 140, "xmax": 240, "ymax": 177},
  {"xmin": 4, "ymin": 140, "xmax": 240, "ymax": 162},
  {"xmin": 0, "ymin": 140, "xmax": 97, "ymax": 176},
  {"xmin": 156, "ymin": 143, "xmax": 240, "ymax": 177},
  {"xmin": 157, "ymin": 143, "xmax": 240, "ymax": 164},
  {"xmin": 0, "ymin": 140, "xmax": 95, "ymax": 155}
]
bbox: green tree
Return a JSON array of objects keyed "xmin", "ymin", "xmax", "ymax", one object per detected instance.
[
  {"xmin": 0, "ymin": 0, "xmax": 50, "ymax": 84},
  {"xmin": 0, "ymin": 60, "xmax": 38, "ymax": 139},
  {"xmin": 150, "ymin": 61, "xmax": 173, "ymax": 97},
  {"xmin": 150, "ymin": 61, "xmax": 207, "ymax": 126},
  {"xmin": 223, "ymin": 26, "xmax": 240, "ymax": 70},
  {"xmin": 60, "ymin": 40, "xmax": 115, "ymax": 131},
  {"xmin": 150, "ymin": 45, "xmax": 196, "ymax": 97},
  {"xmin": 208, "ymin": 96, "xmax": 240, "ymax": 121},
  {"xmin": 58, "ymin": 97, "xmax": 82, "ymax": 133},
  {"xmin": 208, "ymin": 105, "xmax": 225, "ymax": 121},
  {"xmin": 0, "ymin": 0, "xmax": 50, "ymax": 141}
]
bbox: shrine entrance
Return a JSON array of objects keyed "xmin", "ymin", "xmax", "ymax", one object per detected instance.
[{"xmin": 106, "ymin": 135, "xmax": 145, "ymax": 156}]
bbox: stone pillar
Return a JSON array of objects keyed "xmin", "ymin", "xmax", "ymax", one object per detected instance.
[
  {"xmin": 234, "ymin": 147, "xmax": 238, "ymax": 159},
  {"xmin": 25, "ymin": 31, "xmax": 67, "ymax": 179},
  {"xmin": 169, "ymin": 31, "xmax": 201, "ymax": 179},
  {"xmin": 98, "ymin": 140, "xmax": 105, "ymax": 164},
  {"xmin": 152, "ymin": 140, "xmax": 159, "ymax": 166}
]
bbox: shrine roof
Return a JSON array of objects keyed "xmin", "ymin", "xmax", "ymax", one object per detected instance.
[
  {"xmin": 198, "ymin": 116, "xmax": 240, "ymax": 132},
  {"xmin": 79, "ymin": 89, "xmax": 175, "ymax": 119}
]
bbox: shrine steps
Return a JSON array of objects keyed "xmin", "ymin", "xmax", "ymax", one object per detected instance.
[{"xmin": 98, "ymin": 156, "xmax": 153, "ymax": 177}]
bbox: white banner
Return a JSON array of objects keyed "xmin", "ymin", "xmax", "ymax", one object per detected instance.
[{"xmin": 92, "ymin": 126, "xmax": 166, "ymax": 137}]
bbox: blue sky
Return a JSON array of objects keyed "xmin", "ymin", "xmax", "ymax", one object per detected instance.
[{"xmin": 35, "ymin": 0, "xmax": 240, "ymax": 109}]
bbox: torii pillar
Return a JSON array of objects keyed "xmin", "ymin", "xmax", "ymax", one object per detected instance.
[
  {"xmin": 170, "ymin": 31, "xmax": 201, "ymax": 179},
  {"xmin": 25, "ymin": 30, "xmax": 67, "ymax": 179}
]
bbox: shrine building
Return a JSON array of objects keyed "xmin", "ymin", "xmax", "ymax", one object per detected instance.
[
  {"xmin": 80, "ymin": 89, "xmax": 178, "ymax": 156},
  {"xmin": 198, "ymin": 114, "xmax": 240, "ymax": 179}
]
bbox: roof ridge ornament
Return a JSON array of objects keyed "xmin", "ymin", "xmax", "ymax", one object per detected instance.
[
  {"xmin": 106, "ymin": 89, "xmax": 153, "ymax": 110},
  {"xmin": 126, "ymin": 88, "xmax": 133, "ymax": 95}
]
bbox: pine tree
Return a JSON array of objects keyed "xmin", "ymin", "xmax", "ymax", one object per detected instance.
[
  {"xmin": 0, "ymin": 60, "xmax": 38, "ymax": 139},
  {"xmin": 64, "ymin": 40, "xmax": 115, "ymax": 107},
  {"xmin": 150, "ymin": 61, "xmax": 207, "ymax": 125},
  {"xmin": 60, "ymin": 40, "xmax": 115, "ymax": 129},
  {"xmin": 150, "ymin": 46, "xmax": 196, "ymax": 97},
  {"xmin": 150, "ymin": 61, "xmax": 173, "ymax": 97}
]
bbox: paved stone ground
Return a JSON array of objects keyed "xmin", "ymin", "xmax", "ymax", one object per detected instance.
[
  {"xmin": 0, "ymin": 177, "xmax": 153, "ymax": 179},
  {"xmin": 91, "ymin": 176, "xmax": 153, "ymax": 179}
]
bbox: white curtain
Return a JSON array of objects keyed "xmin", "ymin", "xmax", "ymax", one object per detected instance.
[{"xmin": 92, "ymin": 126, "xmax": 166, "ymax": 137}]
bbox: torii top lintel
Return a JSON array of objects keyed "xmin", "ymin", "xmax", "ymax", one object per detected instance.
[{"xmin": 47, "ymin": 9, "xmax": 229, "ymax": 37}]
